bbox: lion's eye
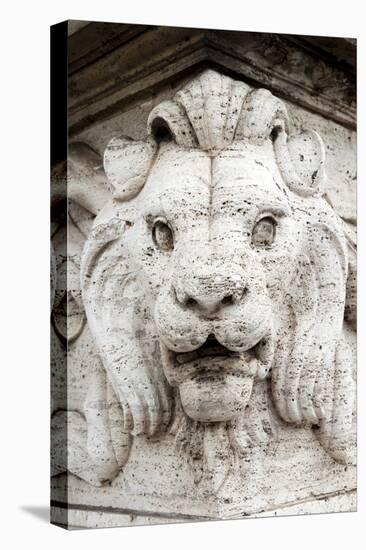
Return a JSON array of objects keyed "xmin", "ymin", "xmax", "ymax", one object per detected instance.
[
  {"xmin": 152, "ymin": 220, "xmax": 174, "ymax": 251},
  {"xmin": 252, "ymin": 216, "xmax": 276, "ymax": 247}
]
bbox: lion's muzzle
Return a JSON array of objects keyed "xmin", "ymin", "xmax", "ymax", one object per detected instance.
[{"xmin": 154, "ymin": 244, "xmax": 274, "ymax": 422}]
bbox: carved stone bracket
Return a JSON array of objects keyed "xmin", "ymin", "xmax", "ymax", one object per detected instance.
[{"xmin": 52, "ymin": 70, "xmax": 356, "ymax": 524}]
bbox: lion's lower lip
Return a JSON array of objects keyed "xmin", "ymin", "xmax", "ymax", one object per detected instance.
[{"xmin": 183, "ymin": 357, "xmax": 257, "ymax": 382}]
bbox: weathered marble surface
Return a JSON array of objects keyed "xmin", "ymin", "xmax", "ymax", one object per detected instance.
[{"xmin": 51, "ymin": 69, "xmax": 356, "ymax": 528}]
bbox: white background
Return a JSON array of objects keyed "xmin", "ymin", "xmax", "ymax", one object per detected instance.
[{"xmin": 0, "ymin": 0, "xmax": 364, "ymax": 548}]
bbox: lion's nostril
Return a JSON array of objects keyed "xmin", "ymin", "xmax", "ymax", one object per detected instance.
[{"xmin": 221, "ymin": 295, "xmax": 234, "ymax": 306}]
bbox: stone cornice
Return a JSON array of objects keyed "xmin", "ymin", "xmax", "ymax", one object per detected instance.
[{"xmin": 68, "ymin": 23, "xmax": 356, "ymax": 134}]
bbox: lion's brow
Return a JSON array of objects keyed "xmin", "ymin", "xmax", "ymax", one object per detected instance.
[{"xmin": 210, "ymin": 189, "xmax": 291, "ymax": 217}]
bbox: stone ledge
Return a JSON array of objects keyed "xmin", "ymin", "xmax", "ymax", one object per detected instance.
[{"xmin": 51, "ymin": 490, "xmax": 356, "ymax": 529}]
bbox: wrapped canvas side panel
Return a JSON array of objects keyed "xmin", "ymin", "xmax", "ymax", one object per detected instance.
[{"xmin": 50, "ymin": 20, "xmax": 68, "ymax": 529}]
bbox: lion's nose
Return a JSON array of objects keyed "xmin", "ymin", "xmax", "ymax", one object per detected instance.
[{"xmin": 174, "ymin": 273, "xmax": 247, "ymax": 315}]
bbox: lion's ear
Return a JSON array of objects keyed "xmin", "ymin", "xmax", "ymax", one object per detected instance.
[
  {"xmin": 103, "ymin": 136, "xmax": 156, "ymax": 201},
  {"xmin": 274, "ymin": 128, "xmax": 326, "ymax": 197}
]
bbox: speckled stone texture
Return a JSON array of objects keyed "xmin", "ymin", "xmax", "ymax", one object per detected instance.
[{"xmin": 51, "ymin": 54, "xmax": 356, "ymax": 528}]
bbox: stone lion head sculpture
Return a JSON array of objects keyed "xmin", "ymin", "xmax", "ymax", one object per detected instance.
[{"xmin": 80, "ymin": 70, "xmax": 356, "ymax": 485}]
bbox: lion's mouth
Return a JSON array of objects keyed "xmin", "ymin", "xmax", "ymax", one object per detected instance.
[
  {"xmin": 176, "ymin": 335, "xmax": 243, "ymax": 365},
  {"xmin": 160, "ymin": 334, "xmax": 272, "ymax": 387}
]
